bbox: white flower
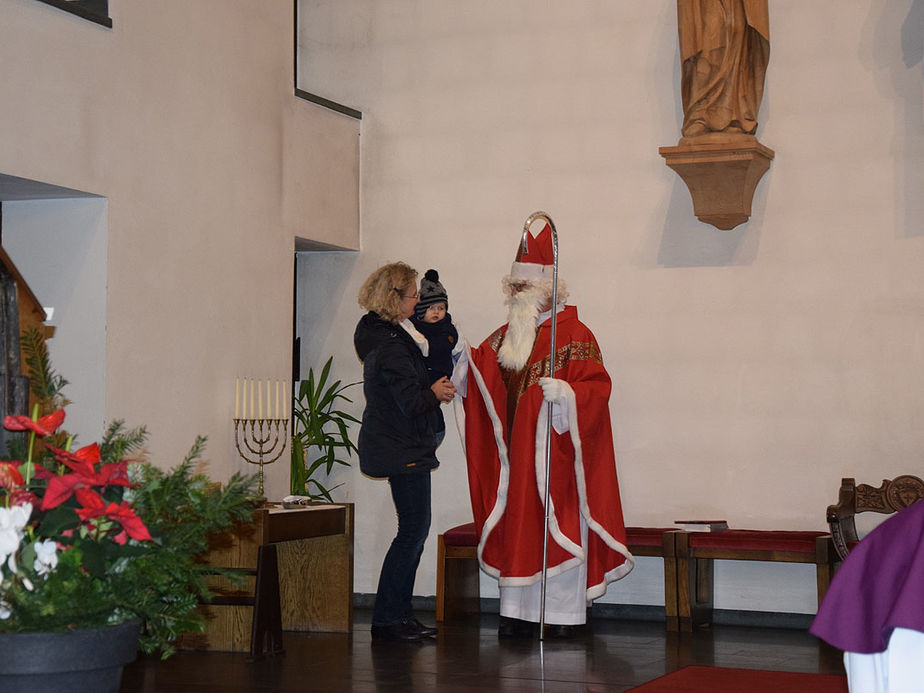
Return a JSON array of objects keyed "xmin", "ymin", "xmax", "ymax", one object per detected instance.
[
  {"xmin": 33, "ymin": 539, "xmax": 59, "ymax": 577},
  {"xmin": 0, "ymin": 503, "xmax": 31, "ymax": 559},
  {"xmin": 0, "ymin": 599, "xmax": 10, "ymax": 620}
]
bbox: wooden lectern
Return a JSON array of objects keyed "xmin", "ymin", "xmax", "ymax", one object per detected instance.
[{"xmin": 182, "ymin": 503, "xmax": 354, "ymax": 658}]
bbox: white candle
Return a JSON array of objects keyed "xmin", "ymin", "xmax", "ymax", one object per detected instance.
[
  {"xmin": 250, "ymin": 379, "xmax": 255, "ymax": 421},
  {"xmin": 283, "ymin": 381, "xmax": 288, "ymax": 419},
  {"xmin": 235, "ymin": 378, "xmax": 240, "ymax": 419},
  {"xmin": 258, "ymin": 379, "xmax": 263, "ymax": 420},
  {"xmin": 267, "ymin": 380, "xmax": 272, "ymax": 420},
  {"xmin": 275, "ymin": 380, "xmax": 280, "ymax": 420}
]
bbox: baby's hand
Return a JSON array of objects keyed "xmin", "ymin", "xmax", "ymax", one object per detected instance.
[{"xmin": 431, "ymin": 376, "xmax": 456, "ymax": 403}]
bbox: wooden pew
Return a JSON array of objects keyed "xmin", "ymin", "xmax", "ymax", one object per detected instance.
[
  {"xmin": 435, "ymin": 523, "xmax": 681, "ymax": 628},
  {"xmin": 674, "ymin": 528, "xmax": 836, "ymax": 631}
]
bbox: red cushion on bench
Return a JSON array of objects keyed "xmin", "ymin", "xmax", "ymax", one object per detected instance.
[
  {"xmin": 625, "ymin": 526, "xmax": 675, "ymax": 547},
  {"xmin": 688, "ymin": 529, "xmax": 828, "ymax": 553},
  {"xmin": 443, "ymin": 522, "xmax": 478, "ymax": 547}
]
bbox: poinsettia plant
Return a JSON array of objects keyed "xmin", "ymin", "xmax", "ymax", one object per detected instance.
[{"xmin": 0, "ymin": 405, "xmax": 259, "ymax": 658}]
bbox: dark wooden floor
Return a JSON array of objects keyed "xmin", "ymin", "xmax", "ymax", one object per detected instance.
[{"xmin": 120, "ymin": 610, "xmax": 845, "ymax": 692}]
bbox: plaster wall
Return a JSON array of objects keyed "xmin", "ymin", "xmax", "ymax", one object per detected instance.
[
  {"xmin": 0, "ymin": 0, "xmax": 359, "ymax": 503},
  {"xmin": 296, "ymin": 0, "xmax": 924, "ymax": 613}
]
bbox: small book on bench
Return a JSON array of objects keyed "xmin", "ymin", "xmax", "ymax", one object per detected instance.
[{"xmin": 674, "ymin": 520, "xmax": 728, "ymax": 532}]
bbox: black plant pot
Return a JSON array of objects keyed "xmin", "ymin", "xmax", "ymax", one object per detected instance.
[{"xmin": 0, "ymin": 618, "xmax": 140, "ymax": 693}]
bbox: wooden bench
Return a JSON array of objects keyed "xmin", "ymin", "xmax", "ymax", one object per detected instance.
[
  {"xmin": 621, "ymin": 526, "xmax": 682, "ymax": 631},
  {"xmin": 435, "ymin": 523, "xmax": 480, "ymax": 622},
  {"xmin": 826, "ymin": 475, "xmax": 924, "ymax": 560},
  {"xmin": 435, "ymin": 523, "xmax": 681, "ymax": 628},
  {"xmin": 439, "ymin": 476, "xmax": 922, "ymax": 633},
  {"xmin": 673, "ymin": 477, "xmax": 923, "ymax": 631},
  {"xmin": 674, "ymin": 528, "xmax": 836, "ymax": 632}
]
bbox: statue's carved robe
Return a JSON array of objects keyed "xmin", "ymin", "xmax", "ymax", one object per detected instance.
[{"xmin": 678, "ymin": 0, "xmax": 770, "ymax": 138}]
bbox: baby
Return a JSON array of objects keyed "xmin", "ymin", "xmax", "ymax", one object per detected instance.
[{"xmin": 411, "ymin": 269, "xmax": 459, "ymax": 384}]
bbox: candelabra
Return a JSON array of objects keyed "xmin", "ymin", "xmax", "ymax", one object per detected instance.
[
  {"xmin": 234, "ymin": 378, "xmax": 289, "ymax": 502},
  {"xmin": 234, "ymin": 417, "xmax": 288, "ymax": 502}
]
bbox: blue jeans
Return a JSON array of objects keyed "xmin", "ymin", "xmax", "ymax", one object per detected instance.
[{"xmin": 372, "ymin": 471, "xmax": 432, "ymax": 627}]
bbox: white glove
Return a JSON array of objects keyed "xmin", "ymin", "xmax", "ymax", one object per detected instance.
[
  {"xmin": 539, "ymin": 377, "xmax": 567, "ymax": 403},
  {"xmin": 539, "ymin": 377, "xmax": 571, "ymax": 433}
]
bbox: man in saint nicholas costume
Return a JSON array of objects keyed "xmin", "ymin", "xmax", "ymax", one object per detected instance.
[{"xmin": 452, "ymin": 225, "xmax": 634, "ymax": 638}]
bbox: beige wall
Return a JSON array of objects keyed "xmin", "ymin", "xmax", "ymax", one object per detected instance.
[
  {"xmin": 0, "ymin": 0, "xmax": 359, "ymax": 503},
  {"xmin": 297, "ymin": 0, "xmax": 924, "ymax": 613}
]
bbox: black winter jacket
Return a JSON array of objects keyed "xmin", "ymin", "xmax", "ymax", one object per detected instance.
[{"xmin": 353, "ymin": 312, "xmax": 445, "ymax": 478}]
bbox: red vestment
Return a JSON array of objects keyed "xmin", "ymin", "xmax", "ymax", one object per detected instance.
[{"xmin": 459, "ymin": 305, "xmax": 633, "ymax": 600}]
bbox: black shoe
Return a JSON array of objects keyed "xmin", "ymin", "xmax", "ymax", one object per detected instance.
[
  {"xmin": 544, "ymin": 624, "xmax": 574, "ymax": 639},
  {"xmin": 371, "ymin": 621, "xmax": 425, "ymax": 642},
  {"xmin": 411, "ymin": 619, "xmax": 438, "ymax": 637},
  {"xmin": 498, "ymin": 616, "xmax": 536, "ymax": 639}
]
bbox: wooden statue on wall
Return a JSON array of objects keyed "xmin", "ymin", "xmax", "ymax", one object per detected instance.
[
  {"xmin": 660, "ymin": 0, "xmax": 775, "ymax": 230},
  {"xmin": 678, "ymin": 0, "xmax": 769, "ymax": 141}
]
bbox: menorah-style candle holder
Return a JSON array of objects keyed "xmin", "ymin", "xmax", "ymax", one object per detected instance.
[
  {"xmin": 234, "ymin": 378, "xmax": 289, "ymax": 501},
  {"xmin": 234, "ymin": 417, "xmax": 288, "ymax": 500}
]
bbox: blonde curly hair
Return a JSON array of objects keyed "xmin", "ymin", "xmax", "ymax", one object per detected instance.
[{"xmin": 358, "ymin": 261, "xmax": 418, "ymax": 323}]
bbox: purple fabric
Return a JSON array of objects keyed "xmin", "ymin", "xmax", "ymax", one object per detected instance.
[{"xmin": 810, "ymin": 500, "xmax": 924, "ymax": 653}]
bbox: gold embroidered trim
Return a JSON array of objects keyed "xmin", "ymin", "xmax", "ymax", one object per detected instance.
[
  {"xmin": 487, "ymin": 327, "xmax": 506, "ymax": 353},
  {"xmin": 523, "ymin": 340, "xmax": 602, "ymax": 390}
]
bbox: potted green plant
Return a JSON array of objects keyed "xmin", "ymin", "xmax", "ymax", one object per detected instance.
[
  {"xmin": 289, "ymin": 356, "xmax": 360, "ymax": 502},
  {"xmin": 0, "ymin": 331, "xmax": 259, "ymax": 692}
]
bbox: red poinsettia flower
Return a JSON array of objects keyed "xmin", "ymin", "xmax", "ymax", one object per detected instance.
[
  {"xmin": 95, "ymin": 461, "xmax": 132, "ymax": 487},
  {"xmin": 108, "ymin": 503, "xmax": 152, "ymax": 542},
  {"xmin": 39, "ymin": 445, "xmax": 134, "ymax": 511},
  {"xmin": 46, "ymin": 443, "xmax": 100, "ymax": 478},
  {"xmin": 0, "ymin": 460, "xmax": 24, "ymax": 489},
  {"xmin": 3, "ymin": 409, "xmax": 66, "ymax": 436},
  {"xmin": 41, "ymin": 473, "xmax": 85, "ymax": 510},
  {"xmin": 45, "ymin": 444, "xmax": 132, "ymax": 488},
  {"xmin": 74, "ymin": 488, "xmax": 153, "ymax": 542}
]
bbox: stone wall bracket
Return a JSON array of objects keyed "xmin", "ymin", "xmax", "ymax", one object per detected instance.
[{"xmin": 659, "ymin": 135, "xmax": 774, "ymax": 230}]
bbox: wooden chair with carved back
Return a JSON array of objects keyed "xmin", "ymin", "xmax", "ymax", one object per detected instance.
[{"xmin": 826, "ymin": 475, "xmax": 924, "ymax": 561}]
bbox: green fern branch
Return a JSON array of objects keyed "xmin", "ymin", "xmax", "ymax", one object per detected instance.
[
  {"xmin": 20, "ymin": 327, "xmax": 70, "ymax": 410},
  {"xmin": 99, "ymin": 420, "xmax": 149, "ymax": 463}
]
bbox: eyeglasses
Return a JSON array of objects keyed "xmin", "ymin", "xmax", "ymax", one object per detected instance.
[{"xmin": 393, "ymin": 287, "xmax": 419, "ymax": 299}]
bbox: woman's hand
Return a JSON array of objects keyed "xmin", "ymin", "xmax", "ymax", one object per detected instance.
[{"xmin": 431, "ymin": 376, "xmax": 456, "ymax": 403}]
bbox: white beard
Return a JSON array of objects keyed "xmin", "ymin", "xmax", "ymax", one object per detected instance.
[{"xmin": 497, "ymin": 284, "xmax": 546, "ymax": 371}]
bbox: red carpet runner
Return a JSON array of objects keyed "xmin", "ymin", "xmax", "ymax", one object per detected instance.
[{"xmin": 629, "ymin": 665, "xmax": 848, "ymax": 692}]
